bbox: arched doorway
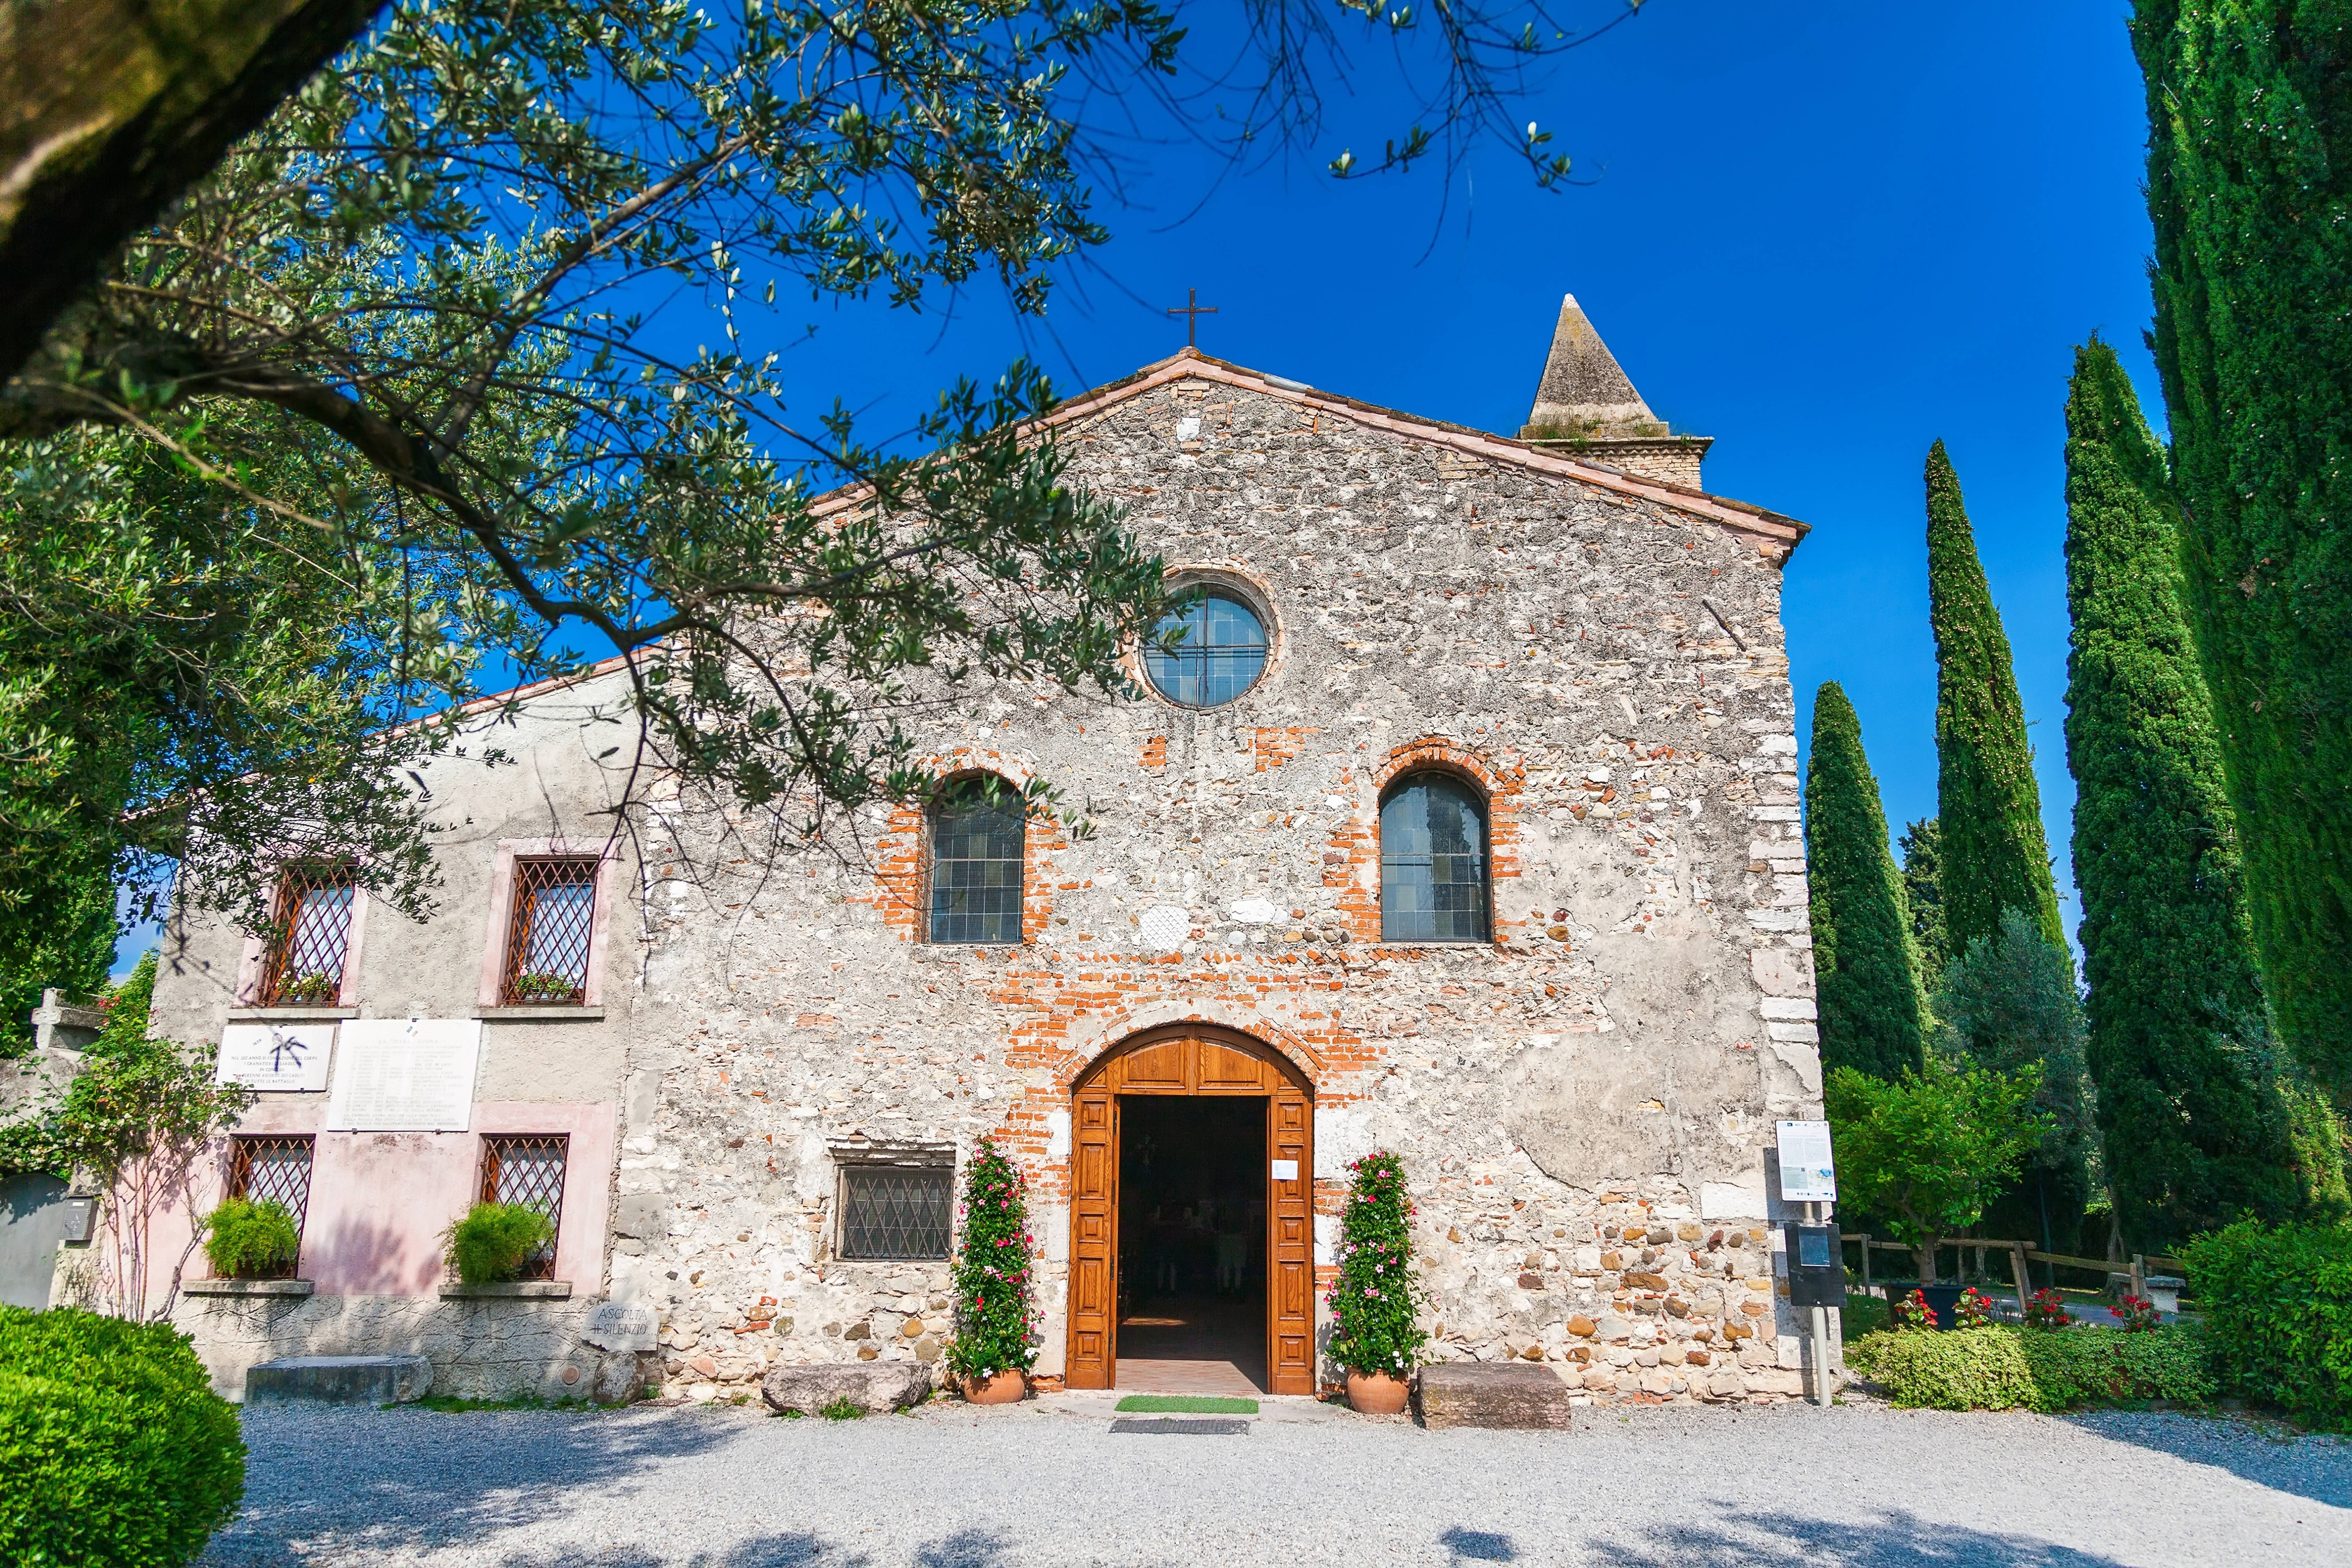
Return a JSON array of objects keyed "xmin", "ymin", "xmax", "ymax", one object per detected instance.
[{"xmin": 1065, "ymin": 1025, "xmax": 1314, "ymax": 1395}]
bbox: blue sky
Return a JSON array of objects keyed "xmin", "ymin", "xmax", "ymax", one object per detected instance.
[
  {"xmin": 764, "ymin": 0, "xmax": 2157, "ymax": 945},
  {"xmin": 115, "ymin": 2, "xmax": 2152, "ymax": 973}
]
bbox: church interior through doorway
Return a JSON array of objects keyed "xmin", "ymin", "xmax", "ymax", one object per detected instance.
[{"xmin": 1116, "ymin": 1096, "xmax": 1268, "ymax": 1394}]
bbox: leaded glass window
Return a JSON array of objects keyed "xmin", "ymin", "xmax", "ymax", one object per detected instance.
[
  {"xmin": 1143, "ymin": 589, "xmax": 1269, "ymax": 708},
  {"xmin": 839, "ymin": 1164, "xmax": 953, "ymax": 1260},
  {"xmin": 1379, "ymin": 773, "xmax": 1492, "ymax": 943},
  {"xmin": 480, "ymin": 1134, "xmax": 568, "ymax": 1281},
  {"xmin": 928, "ymin": 782, "xmax": 1025, "ymax": 944},
  {"xmin": 501, "ymin": 857, "xmax": 598, "ymax": 1004},
  {"xmin": 261, "ymin": 868, "xmax": 356, "ymax": 1006}
]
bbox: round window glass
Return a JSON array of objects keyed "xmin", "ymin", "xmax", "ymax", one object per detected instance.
[{"xmin": 1143, "ymin": 589, "xmax": 1269, "ymax": 707}]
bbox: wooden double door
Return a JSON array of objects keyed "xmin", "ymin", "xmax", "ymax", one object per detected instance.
[{"xmin": 1065, "ymin": 1026, "xmax": 1315, "ymax": 1394}]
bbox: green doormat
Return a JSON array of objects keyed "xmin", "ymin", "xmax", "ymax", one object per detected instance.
[{"xmin": 1113, "ymin": 1394, "xmax": 1259, "ymax": 1415}]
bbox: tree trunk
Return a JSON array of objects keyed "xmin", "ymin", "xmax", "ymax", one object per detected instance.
[
  {"xmin": 0, "ymin": 0, "xmax": 384, "ymax": 382},
  {"xmin": 1913, "ymin": 1243, "xmax": 1937, "ymax": 1287}
]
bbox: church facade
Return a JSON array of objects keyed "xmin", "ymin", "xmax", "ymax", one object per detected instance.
[{"xmin": 146, "ymin": 298, "xmax": 1832, "ymax": 1406}]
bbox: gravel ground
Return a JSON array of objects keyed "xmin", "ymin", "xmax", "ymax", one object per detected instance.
[{"xmin": 202, "ymin": 1393, "xmax": 2352, "ymax": 1567}]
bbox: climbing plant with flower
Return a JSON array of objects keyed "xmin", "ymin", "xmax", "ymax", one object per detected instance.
[
  {"xmin": 945, "ymin": 1137, "xmax": 1040, "ymax": 1382},
  {"xmin": 1323, "ymin": 1150, "xmax": 1428, "ymax": 1379}
]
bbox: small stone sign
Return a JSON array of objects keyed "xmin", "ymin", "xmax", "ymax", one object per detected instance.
[
  {"xmin": 581, "ymin": 1300, "xmax": 659, "ymax": 1353},
  {"xmin": 325, "ymin": 1019, "xmax": 481, "ymax": 1132},
  {"xmin": 216, "ymin": 1023, "xmax": 335, "ymax": 1092}
]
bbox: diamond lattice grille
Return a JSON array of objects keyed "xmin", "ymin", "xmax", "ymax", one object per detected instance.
[
  {"xmin": 261, "ymin": 869, "xmax": 355, "ymax": 1006},
  {"xmin": 227, "ymin": 1136, "xmax": 314, "ymax": 1277},
  {"xmin": 839, "ymin": 1166, "xmax": 953, "ymax": 1260},
  {"xmin": 502, "ymin": 859, "xmax": 598, "ymax": 1004},
  {"xmin": 480, "ymin": 1134, "xmax": 568, "ymax": 1280}
]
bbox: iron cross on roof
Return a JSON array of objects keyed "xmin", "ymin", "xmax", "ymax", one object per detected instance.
[{"xmin": 1167, "ymin": 288, "xmax": 1218, "ymax": 348}]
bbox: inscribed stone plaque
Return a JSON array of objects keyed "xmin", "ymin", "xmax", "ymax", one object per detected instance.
[
  {"xmin": 1774, "ymin": 1119, "xmax": 1837, "ymax": 1202},
  {"xmin": 325, "ymin": 1019, "xmax": 481, "ymax": 1132},
  {"xmin": 216, "ymin": 1023, "xmax": 335, "ymax": 1092},
  {"xmin": 581, "ymin": 1300, "xmax": 659, "ymax": 1353}
]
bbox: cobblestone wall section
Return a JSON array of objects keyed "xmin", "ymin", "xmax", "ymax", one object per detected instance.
[{"xmin": 612, "ymin": 370, "xmax": 1825, "ymax": 1406}]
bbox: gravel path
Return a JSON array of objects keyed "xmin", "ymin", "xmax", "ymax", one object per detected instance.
[{"xmin": 202, "ymin": 1394, "xmax": 2352, "ymax": 1567}]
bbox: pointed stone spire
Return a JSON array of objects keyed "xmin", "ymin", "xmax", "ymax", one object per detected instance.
[{"xmin": 1518, "ymin": 293, "xmax": 1712, "ymax": 487}]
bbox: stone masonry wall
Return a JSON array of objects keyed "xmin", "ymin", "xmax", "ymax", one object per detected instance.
[{"xmin": 610, "ymin": 365, "xmax": 1829, "ymax": 1406}]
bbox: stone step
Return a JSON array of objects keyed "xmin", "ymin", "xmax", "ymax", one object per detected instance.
[
  {"xmin": 245, "ymin": 1355, "xmax": 433, "ymax": 1406},
  {"xmin": 1415, "ymin": 1363, "xmax": 1574, "ymax": 1430}
]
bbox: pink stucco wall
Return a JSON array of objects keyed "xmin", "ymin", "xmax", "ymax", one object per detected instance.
[{"xmin": 153, "ymin": 1098, "xmax": 615, "ymax": 1307}]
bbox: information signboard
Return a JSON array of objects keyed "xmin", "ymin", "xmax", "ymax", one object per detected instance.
[
  {"xmin": 1775, "ymin": 1119, "xmax": 1838, "ymax": 1202},
  {"xmin": 325, "ymin": 1019, "xmax": 481, "ymax": 1132}
]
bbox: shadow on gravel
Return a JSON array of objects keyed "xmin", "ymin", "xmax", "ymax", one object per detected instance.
[
  {"xmin": 202, "ymin": 1408, "xmax": 753, "ymax": 1564},
  {"xmin": 491, "ymin": 1536, "xmax": 827, "ymax": 1567},
  {"xmin": 1439, "ymin": 1526, "xmax": 1519, "ymax": 1560},
  {"xmin": 1585, "ymin": 1506, "xmax": 2128, "ymax": 1566},
  {"xmin": 2062, "ymin": 1412, "xmax": 2352, "ymax": 1511}
]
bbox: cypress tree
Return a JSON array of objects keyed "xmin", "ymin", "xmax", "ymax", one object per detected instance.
[
  {"xmin": 2062, "ymin": 338, "xmax": 2342, "ymax": 1246},
  {"xmin": 2135, "ymin": 2, "xmax": 2352, "ymax": 1102},
  {"xmin": 1897, "ymin": 818, "xmax": 1950, "ymax": 986},
  {"xmin": 1804, "ymin": 682, "xmax": 1928, "ymax": 1080},
  {"xmin": 1926, "ymin": 441, "xmax": 2069, "ymax": 966}
]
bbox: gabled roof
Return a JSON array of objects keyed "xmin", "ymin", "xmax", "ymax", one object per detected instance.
[{"xmin": 1034, "ymin": 348, "xmax": 1807, "ymax": 563}]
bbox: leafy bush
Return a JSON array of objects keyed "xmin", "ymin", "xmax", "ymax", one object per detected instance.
[
  {"xmin": 1323, "ymin": 1150, "xmax": 1427, "ymax": 1378},
  {"xmin": 0, "ymin": 1307, "xmax": 246, "ymax": 1565},
  {"xmin": 2182, "ymin": 1220, "xmax": 2352, "ymax": 1431},
  {"xmin": 944, "ymin": 1138, "xmax": 1038, "ymax": 1383},
  {"xmin": 1825, "ymin": 1059, "xmax": 2052, "ymax": 1284},
  {"xmin": 443, "ymin": 1202, "xmax": 554, "ymax": 1285},
  {"xmin": 204, "ymin": 1198, "xmax": 300, "ymax": 1279},
  {"xmin": 1846, "ymin": 1323, "xmax": 2211, "ymax": 1412}
]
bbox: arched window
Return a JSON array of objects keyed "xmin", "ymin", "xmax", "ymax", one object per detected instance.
[
  {"xmin": 1143, "ymin": 589, "xmax": 1269, "ymax": 708},
  {"xmin": 927, "ymin": 780, "xmax": 1026, "ymax": 944},
  {"xmin": 1379, "ymin": 773, "xmax": 1491, "ymax": 943}
]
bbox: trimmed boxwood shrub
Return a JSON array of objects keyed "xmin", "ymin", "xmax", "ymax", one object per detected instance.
[
  {"xmin": 0, "ymin": 1307, "xmax": 245, "ymax": 1566},
  {"xmin": 2182, "ymin": 1220, "xmax": 2352, "ymax": 1431},
  {"xmin": 1846, "ymin": 1323, "xmax": 2212, "ymax": 1412}
]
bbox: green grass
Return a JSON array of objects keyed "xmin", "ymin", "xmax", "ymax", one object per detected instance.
[
  {"xmin": 1113, "ymin": 1394, "xmax": 1258, "ymax": 1415},
  {"xmin": 1843, "ymin": 1295, "xmax": 1892, "ymax": 1337}
]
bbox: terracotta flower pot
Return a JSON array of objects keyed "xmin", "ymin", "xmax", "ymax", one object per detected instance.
[
  {"xmin": 1346, "ymin": 1370, "xmax": 1410, "ymax": 1415},
  {"xmin": 961, "ymin": 1370, "xmax": 1026, "ymax": 1405}
]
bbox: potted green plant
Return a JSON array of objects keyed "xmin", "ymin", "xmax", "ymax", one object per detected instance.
[
  {"xmin": 943, "ymin": 1138, "xmax": 1038, "ymax": 1404},
  {"xmin": 443, "ymin": 1201, "xmax": 555, "ymax": 1285},
  {"xmin": 509, "ymin": 972, "xmax": 579, "ymax": 1003},
  {"xmin": 275, "ymin": 972, "xmax": 339, "ymax": 1005},
  {"xmin": 1324, "ymin": 1150, "xmax": 1426, "ymax": 1414},
  {"xmin": 204, "ymin": 1197, "xmax": 301, "ymax": 1280}
]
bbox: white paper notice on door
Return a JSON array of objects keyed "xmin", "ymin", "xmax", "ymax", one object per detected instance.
[
  {"xmin": 1270, "ymin": 1159, "xmax": 1298, "ymax": 1180},
  {"xmin": 326, "ymin": 1019, "xmax": 482, "ymax": 1131}
]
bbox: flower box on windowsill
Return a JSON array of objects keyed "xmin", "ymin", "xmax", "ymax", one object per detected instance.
[
  {"xmin": 476, "ymin": 1006, "xmax": 605, "ymax": 1021},
  {"xmin": 184, "ymin": 1278, "xmax": 316, "ymax": 1298},
  {"xmin": 439, "ymin": 1280, "xmax": 573, "ymax": 1299},
  {"xmin": 227, "ymin": 1006, "xmax": 358, "ymax": 1022}
]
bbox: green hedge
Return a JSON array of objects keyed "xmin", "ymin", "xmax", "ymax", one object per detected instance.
[
  {"xmin": 2182, "ymin": 1220, "xmax": 2352, "ymax": 1432},
  {"xmin": 0, "ymin": 1308, "xmax": 246, "ymax": 1566},
  {"xmin": 1846, "ymin": 1324, "xmax": 2212, "ymax": 1413}
]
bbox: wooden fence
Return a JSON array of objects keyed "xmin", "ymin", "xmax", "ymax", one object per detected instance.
[{"xmin": 1838, "ymin": 1232, "xmax": 2188, "ymax": 1302}]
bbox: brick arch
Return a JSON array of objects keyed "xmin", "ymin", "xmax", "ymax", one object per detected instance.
[
  {"xmin": 1325, "ymin": 737, "xmax": 1526, "ymax": 946},
  {"xmin": 864, "ymin": 750, "xmax": 1064, "ymax": 944},
  {"xmin": 1069, "ymin": 1020, "xmax": 1316, "ymax": 1096},
  {"xmin": 1371, "ymin": 736, "xmax": 1513, "ymax": 798},
  {"xmin": 1054, "ymin": 1002, "xmax": 1323, "ymax": 1092}
]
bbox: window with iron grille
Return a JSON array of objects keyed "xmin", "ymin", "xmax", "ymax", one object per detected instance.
[
  {"xmin": 927, "ymin": 781, "xmax": 1025, "ymax": 945},
  {"xmin": 261, "ymin": 867, "xmax": 356, "ymax": 1006},
  {"xmin": 479, "ymin": 1134, "xmax": 568, "ymax": 1280},
  {"xmin": 1379, "ymin": 772, "xmax": 1492, "ymax": 943},
  {"xmin": 838, "ymin": 1164, "xmax": 953, "ymax": 1260},
  {"xmin": 226, "ymin": 1135, "xmax": 315, "ymax": 1277},
  {"xmin": 501, "ymin": 857, "xmax": 600, "ymax": 1004}
]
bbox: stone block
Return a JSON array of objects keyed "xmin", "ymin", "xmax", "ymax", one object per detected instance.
[
  {"xmin": 244, "ymin": 1355, "xmax": 432, "ymax": 1406},
  {"xmin": 1415, "ymin": 1363, "xmax": 1573, "ymax": 1430},
  {"xmin": 760, "ymin": 1359, "xmax": 933, "ymax": 1416}
]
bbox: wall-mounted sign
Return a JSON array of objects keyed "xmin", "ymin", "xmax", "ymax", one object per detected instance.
[
  {"xmin": 1775, "ymin": 1119, "xmax": 1838, "ymax": 1203},
  {"xmin": 326, "ymin": 1019, "xmax": 481, "ymax": 1132},
  {"xmin": 581, "ymin": 1300, "xmax": 659, "ymax": 1353},
  {"xmin": 216, "ymin": 1023, "xmax": 335, "ymax": 1092}
]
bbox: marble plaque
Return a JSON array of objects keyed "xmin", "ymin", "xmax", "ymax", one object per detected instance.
[
  {"xmin": 325, "ymin": 1019, "xmax": 481, "ymax": 1132},
  {"xmin": 581, "ymin": 1300, "xmax": 659, "ymax": 1353},
  {"xmin": 216, "ymin": 1023, "xmax": 335, "ymax": 1092}
]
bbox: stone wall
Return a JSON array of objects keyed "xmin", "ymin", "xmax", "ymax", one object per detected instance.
[{"xmin": 610, "ymin": 364, "xmax": 1830, "ymax": 1406}]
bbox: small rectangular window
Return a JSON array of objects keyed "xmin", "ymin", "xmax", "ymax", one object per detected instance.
[
  {"xmin": 262, "ymin": 868, "xmax": 356, "ymax": 1006},
  {"xmin": 838, "ymin": 1164, "xmax": 953, "ymax": 1260},
  {"xmin": 479, "ymin": 1134, "xmax": 568, "ymax": 1280},
  {"xmin": 501, "ymin": 858, "xmax": 599, "ymax": 1005},
  {"xmin": 226, "ymin": 1135, "xmax": 315, "ymax": 1277}
]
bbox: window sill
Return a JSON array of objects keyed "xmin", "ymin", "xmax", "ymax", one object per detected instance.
[
  {"xmin": 910, "ymin": 944, "xmax": 1026, "ymax": 962},
  {"xmin": 185, "ymin": 1278, "xmax": 315, "ymax": 1298},
  {"xmin": 476, "ymin": 1006, "xmax": 605, "ymax": 1021},
  {"xmin": 228, "ymin": 1006, "xmax": 358, "ymax": 1022},
  {"xmin": 439, "ymin": 1280, "xmax": 573, "ymax": 1299}
]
